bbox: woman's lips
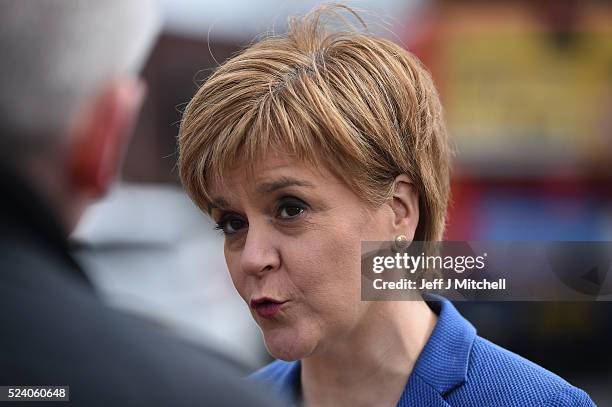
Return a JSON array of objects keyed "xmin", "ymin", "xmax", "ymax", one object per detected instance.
[{"xmin": 250, "ymin": 297, "xmax": 288, "ymax": 318}]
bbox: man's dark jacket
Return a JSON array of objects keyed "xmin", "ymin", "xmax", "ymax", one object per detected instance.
[{"xmin": 0, "ymin": 166, "xmax": 278, "ymax": 406}]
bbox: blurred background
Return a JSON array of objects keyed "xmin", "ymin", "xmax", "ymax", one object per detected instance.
[{"xmin": 70, "ymin": 0, "xmax": 612, "ymax": 404}]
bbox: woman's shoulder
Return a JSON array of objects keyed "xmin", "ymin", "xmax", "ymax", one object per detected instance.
[
  {"xmin": 456, "ymin": 335, "xmax": 595, "ymax": 406},
  {"xmin": 417, "ymin": 297, "xmax": 595, "ymax": 406}
]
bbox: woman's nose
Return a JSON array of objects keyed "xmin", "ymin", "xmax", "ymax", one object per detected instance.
[{"xmin": 240, "ymin": 222, "xmax": 280, "ymax": 277}]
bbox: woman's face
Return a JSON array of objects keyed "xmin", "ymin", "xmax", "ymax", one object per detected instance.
[{"xmin": 208, "ymin": 152, "xmax": 396, "ymax": 361}]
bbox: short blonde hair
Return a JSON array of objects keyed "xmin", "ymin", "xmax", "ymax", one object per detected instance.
[{"xmin": 178, "ymin": 4, "xmax": 451, "ymax": 241}]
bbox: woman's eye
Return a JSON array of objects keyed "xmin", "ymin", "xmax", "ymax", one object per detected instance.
[
  {"xmin": 278, "ymin": 201, "xmax": 306, "ymax": 219},
  {"xmin": 216, "ymin": 217, "xmax": 247, "ymax": 235}
]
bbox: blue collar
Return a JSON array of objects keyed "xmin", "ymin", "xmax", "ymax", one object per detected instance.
[
  {"xmin": 410, "ymin": 295, "xmax": 476, "ymax": 394},
  {"xmin": 269, "ymin": 296, "xmax": 476, "ymax": 406}
]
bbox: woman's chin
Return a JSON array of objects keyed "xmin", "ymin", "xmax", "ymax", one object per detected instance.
[{"xmin": 262, "ymin": 326, "xmax": 317, "ymax": 361}]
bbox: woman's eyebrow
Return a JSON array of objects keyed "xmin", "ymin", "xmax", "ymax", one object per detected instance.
[
  {"xmin": 256, "ymin": 177, "xmax": 315, "ymax": 195},
  {"xmin": 208, "ymin": 197, "xmax": 231, "ymax": 213}
]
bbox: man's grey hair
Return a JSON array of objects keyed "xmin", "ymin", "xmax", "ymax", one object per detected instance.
[{"xmin": 0, "ymin": 0, "xmax": 160, "ymax": 146}]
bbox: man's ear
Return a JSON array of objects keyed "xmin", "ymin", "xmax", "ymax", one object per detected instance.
[
  {"xmin": 67, "ymin": 78, "xmax": 145, "ymax": 199},
  {"xmin": 389, "ymin": 174, "xmax": 420, "ymax": 240}
]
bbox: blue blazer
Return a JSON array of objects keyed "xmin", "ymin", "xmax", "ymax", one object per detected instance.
[{"xmin": 249, "ymin": 297, "xmax": 596, "ymax": 406}]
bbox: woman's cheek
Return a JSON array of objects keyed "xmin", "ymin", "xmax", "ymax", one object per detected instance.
[{"xmin": 290, "ymin": 238, "xmax": 358, "ymax": 313}]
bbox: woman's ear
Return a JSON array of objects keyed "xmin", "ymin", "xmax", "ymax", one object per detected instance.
[
  {"xmin": 390, "ymin": 174, "xmax": 420, "ymax": 240},
  {"xmin": 67, "ymin": 78, "xmax": 146, "ymax": 199}
]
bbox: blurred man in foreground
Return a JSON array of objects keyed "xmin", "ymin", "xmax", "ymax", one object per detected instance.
[{"xmin": 0, "ymin": 1, "xmax": 279, "ymax": 406}]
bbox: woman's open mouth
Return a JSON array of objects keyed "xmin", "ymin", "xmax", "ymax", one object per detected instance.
[{"xmin": 250, "ymin": 297, "xmax": 288, "ymax": 318}]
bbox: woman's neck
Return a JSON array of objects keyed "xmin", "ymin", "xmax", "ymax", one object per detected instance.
[{"xmin": 300, "ymin": 300, "xmax": 437, "ymax": 407}]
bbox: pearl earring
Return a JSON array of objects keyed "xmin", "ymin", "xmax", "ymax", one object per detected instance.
[{"xmin": 393, "ymin": 234, "xmax": 409, "ymax": 252}]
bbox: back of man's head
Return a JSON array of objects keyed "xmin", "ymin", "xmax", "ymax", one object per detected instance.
[
  {"xmin": 1, "ymin": 0, "xmax": 159, "ymax": 142},
  {"xmin": 0, "ymin": 0, "xmax": 160, "ymax": 231}
]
